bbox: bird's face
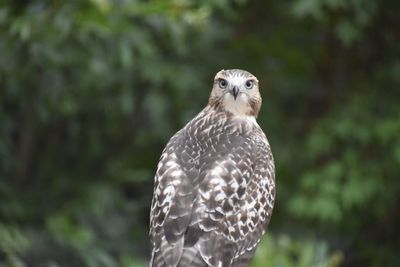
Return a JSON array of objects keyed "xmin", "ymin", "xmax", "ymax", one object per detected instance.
[{"xmin": 208, "ymin": 69, "xmax": 261, "ymax": 117}]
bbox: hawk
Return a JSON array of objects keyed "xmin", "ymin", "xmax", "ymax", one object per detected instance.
[{"xmin": 149, "ymin": 69, "xmax": 275, "ymax": 267}]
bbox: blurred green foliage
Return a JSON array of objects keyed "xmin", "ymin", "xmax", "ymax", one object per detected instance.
[
  {"xmin": 0, "ymin": 0, "xmax": 399, "ymax": 266},
  {"xmin": 252, "ymin": 235, "xmax": 343, "ymax": 267}
]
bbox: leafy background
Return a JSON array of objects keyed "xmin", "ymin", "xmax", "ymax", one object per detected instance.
[{"xmin": 1, "ymin": 0, "xmax": 399, "ymax": 266}]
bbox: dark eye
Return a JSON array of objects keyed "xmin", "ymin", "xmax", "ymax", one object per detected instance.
[
  {"xmin": 219, "ymin": 79, "xmax": 228, "ymax": 89},
  {"xmin": 245, "ymin": 80, "xmax": 253, "ymax": 89}
]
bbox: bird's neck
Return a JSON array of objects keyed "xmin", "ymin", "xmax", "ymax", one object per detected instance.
[
  {"xmin": 204, "ymin": 105, "xmax": 258, "ymax": 127},
  {"xmin": 207, "ymin": 94, "xmax": 260, "ymax": 118}
]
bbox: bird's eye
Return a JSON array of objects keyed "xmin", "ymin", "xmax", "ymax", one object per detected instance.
[
  {"xmin": 245, "ymin": 80, "xmax": 253, "ymax": 89},
  {"xmin": 219, "ymin": 79, "xmax": 228, "ymax": 89}
]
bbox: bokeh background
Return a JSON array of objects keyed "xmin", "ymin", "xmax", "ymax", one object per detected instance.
[{"xmin": 1, "ymin": 0, "xmax": 400, "ymax": 266}]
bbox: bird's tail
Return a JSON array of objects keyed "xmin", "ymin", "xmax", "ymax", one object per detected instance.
[
  {"xmin": 177, "ymin": 247, "xmax": 207, "ymax": 267},
  {"xmin": 150, "ymin": 246, "xmax": 208, "ymax": 267}
]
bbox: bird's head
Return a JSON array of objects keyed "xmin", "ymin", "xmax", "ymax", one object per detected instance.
[{"xmin": 208, "ymin": 69, "xmax": 261, "ymax": 117}]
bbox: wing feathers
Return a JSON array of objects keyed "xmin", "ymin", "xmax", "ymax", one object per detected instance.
[
  {"xmin": 160, "ymin": 237, "xmax": 184, "ymax": 267},
  {"xmin": 150, "ymin": 110, "xmax": 275, "ymax": 267}
]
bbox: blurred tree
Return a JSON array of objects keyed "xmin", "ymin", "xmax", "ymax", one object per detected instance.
[{"xmin": 0, "ymin": 0, "xmax": 399, "ymax": 266}]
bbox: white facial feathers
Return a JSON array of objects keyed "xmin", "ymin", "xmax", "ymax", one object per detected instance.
[
  {"xmin": 222, "ymin": 93, "xmax": 252, "ymax": 116},
  {"xmin": 208, "ymin": 69, "xmax": 261, "ymax": 117}
]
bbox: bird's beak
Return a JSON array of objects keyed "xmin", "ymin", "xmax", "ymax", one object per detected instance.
[{"xmin": 232, "ymin": 86, "xmax": 239, "ymax": 100}]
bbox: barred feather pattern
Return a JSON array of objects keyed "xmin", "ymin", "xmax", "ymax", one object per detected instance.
[{"xmin": 149, "ymin": 106, "xmax": 275, "ymax": 267}]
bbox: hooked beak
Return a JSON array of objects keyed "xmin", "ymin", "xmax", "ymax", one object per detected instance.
[{"xmin": 231, "ymin": 86, "xmax": 239, "ymax": 100}]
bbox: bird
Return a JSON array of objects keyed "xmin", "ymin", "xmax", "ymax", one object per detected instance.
[{"xmin": 149, "ymin": 69, "xmax": 275, "ymax": 267}]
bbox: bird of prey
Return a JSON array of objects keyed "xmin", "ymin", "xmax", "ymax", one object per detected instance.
[{"xmin": 149, "ymin": 69, "xmax": 275, "ymax": 267}]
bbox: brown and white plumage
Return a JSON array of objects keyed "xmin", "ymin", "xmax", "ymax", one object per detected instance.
[{"xmin": 149, "ymin": 69, "xmax": 275, "ymax": 267}]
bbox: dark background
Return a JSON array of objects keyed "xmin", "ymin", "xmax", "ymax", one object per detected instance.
[{"xmin": 1, "ymin": 0, "xmax": 400, "ymax": 266}]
